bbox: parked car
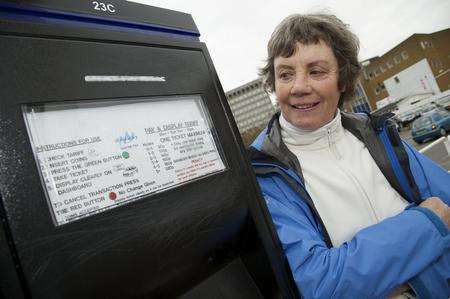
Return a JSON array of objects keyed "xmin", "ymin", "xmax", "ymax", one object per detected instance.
[
  {"xmin": 411, "ymin": 109, "xmax": 450, "ymax": 143},
  {"xmin": 434, "ymin": 93, "xmax": 450, "ymax": 110}
]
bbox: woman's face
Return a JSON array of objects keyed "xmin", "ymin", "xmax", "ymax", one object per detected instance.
[{"xmin": 274, "ymin": 40, "xmax": 343, "ymax": 130}]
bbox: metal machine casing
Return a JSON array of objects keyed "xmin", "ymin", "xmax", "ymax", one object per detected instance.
[{"xmin": 0, "ymin": 1, "xmax": 298, "ymax": 298}]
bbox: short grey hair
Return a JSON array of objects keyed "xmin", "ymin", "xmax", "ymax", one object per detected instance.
[{"xmin": 259, "ymin": 13, "xmax": 361, "ymax": 106}]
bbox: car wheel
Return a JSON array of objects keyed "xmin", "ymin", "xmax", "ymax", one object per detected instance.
[
  {"xmin": 414, "ymin": 139, "xmax": 422, "ymax": 144},
  {"xmin": 439, "ymin": 128, "xmax": 447, "ymax": 136}
]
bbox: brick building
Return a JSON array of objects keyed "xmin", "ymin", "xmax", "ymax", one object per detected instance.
[{"xmin": 346, "ymin": 28, "xmax": 449, "ymax": 112}]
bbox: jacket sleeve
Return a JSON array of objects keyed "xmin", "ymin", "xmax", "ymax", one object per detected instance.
[
  {"xmin": 400, "ymin": 141, "xmax": 450, "ymax": 298},
  {"xmin": 402, "ymin": 140, "xmax": 450, "ymax": 205},
  {"xmin": 409, "ymin": 250, "xmax": 450, "ymax": 299},
  {"xmin": 258, "ymin": 175, "xmax": 450, "ymax": 299}
]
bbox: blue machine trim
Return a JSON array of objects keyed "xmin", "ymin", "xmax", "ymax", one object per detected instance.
[
  {"xmin": 379, "ymin": 126, "xmax": 414, "ymax": 201},
  {"xmin": 0, "ymin": 1, "xmax": 200, "ymax": 41}
]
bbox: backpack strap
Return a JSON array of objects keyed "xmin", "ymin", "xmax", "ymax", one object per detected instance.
[{"xmin": 370, "ymin": 113, "xmax": 421, "ymax": 203}]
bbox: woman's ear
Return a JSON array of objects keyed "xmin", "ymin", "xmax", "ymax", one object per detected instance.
[{"xmin": 337, "ymin": 80, "xmax": 346, "ymax": 93}]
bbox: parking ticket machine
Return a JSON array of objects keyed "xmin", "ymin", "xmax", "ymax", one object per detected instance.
[{"xmin": 0, "ymin": 1, "xmax": 299, "ymax": 298}]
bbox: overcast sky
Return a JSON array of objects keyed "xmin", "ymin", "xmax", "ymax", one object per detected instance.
[{"xmin": 129, "ymin": 0, "xmax": 450, "ymax": 92}]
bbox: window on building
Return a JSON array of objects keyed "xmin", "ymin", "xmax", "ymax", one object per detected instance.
[
  {"xmin": 375, "ymin": 83, "xmax": 386, "ymax": 92},
  {"xmin": 401, "ymin": 51, "xmax": 409, "ymax": 60},
  {"xmin": 394, "ymin": 56, "xmax": 401, "ymax": 64},
  {"xmin": 374, "ymin": 87, "xmax": 380, "ymax": 95},
  {"xmin": 374, "ymin": 69, "xmax": 379, "ymax": 77},
  {"xmin": 369, "ymin": 72, "xmax": 374, "ymax": 79},
  {"xmin": 432, "ymin": 59, "xmax": 443, "ymax": 69},
  {"xmin": 386, "ymin": 61, "xmax": 393, "ymax": 68},
  {"xmin": 431, "ymin": 59, "xmax": 436, "ymax": 68},
  {"xmin": 421, "ymin": 40, "xmax": 433, "ymax": 49},
  {"xmin": 363, "ymin": 70, "xmax": 369, "ymax": 80},
  {"xmin": 380, "ymin": 65, "xmax": 386, "ymax": 73}
]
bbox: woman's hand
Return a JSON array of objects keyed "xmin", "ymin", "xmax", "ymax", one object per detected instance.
[
  {"xmin": 419, "ymin": 197, "xmax": 450, "ymax": 227},
  {"xmin": 388, "ymin": 283, "xmax": 411, "ymax": 298}
]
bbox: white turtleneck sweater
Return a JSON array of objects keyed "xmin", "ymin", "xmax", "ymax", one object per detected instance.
[{"xmin": 280, "ymin": 112, "xmax": 409, "ymax": 247}]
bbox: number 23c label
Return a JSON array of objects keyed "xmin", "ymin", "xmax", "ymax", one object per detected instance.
[{"xmin": 92, "ymin": 1, "xmax": 116, "ymax": 13}]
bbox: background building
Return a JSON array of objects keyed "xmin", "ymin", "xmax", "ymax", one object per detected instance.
[
  {"xmin": 344, "ymin": 80, "xmax": 372, "ymax": 113},
  {"xmin": 356, "ymin": 28, "xmax": 449, "ymax": 111},
  {"xmin": 225, "ymin": 78, "xmax": 275, "ymax": 134}
]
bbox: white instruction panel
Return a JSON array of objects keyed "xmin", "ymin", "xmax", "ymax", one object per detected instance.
[{"xmin": 23, "ymin": 96, "xmax": 226, "ymax": 226}]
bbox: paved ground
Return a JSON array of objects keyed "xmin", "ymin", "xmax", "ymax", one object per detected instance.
[
  {"xmin": 399, "ymin": 127, "xmax": 450, "ymax": 171},
  {"xmin": 398, "ymin": 127, "xmax": 428, "ymax": 150}
]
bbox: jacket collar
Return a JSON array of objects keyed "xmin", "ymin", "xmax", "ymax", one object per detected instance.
[
  {"xmin": 280, "ymin": 110, "xmax": 344, "ymax": 150},
  {"xmin": 252, "ymin": 112, "xmax": 304, "ymax": 180},
  {"xmin": 250, "ymin": 111, "xmax": 370, "ymax": 177}
]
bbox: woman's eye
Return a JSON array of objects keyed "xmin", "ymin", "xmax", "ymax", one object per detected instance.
[
  {"xmin": 278, "ymin": 72, "xmax": 293, "ymax": 80},
  {"xmin": 310, "ymin": 69, "xmax": 325, "ymax": 76}
]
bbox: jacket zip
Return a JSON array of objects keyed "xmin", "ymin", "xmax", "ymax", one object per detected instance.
[
  {"xmin": 326, "ymin": 127, "xmax": 341, "ymax": 160},
  {"xmin": 326, "ymin": 127, "xmax": 381, "ymax": 222}
]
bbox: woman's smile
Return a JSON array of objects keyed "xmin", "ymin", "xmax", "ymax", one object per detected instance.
[{"xmin": 290, "ymin": 101, "xmax": 321, "ymax": 111}]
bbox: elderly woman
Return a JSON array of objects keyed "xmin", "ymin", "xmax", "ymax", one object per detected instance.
[{"xmin": 250, "ymin": 14, "xmax": 449, "ymax": 298}]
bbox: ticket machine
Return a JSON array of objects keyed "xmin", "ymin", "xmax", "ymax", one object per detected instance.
[{"xmin": 0, "ymin": 1, "xmax": 298, "ymax": 298}]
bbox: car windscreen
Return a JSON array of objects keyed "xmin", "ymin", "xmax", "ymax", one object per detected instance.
[
  {"xmin": 435, "ymin": 110, "xmax": 449, "ymax": 119},
  {"xmin": 413, "ymin": 116, "xmax": 432, "ymax": 129}
]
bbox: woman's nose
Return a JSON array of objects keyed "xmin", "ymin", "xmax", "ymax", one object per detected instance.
[{"xmin": 291, "ymin": 73, "xmax": 312, "ymax": 95}]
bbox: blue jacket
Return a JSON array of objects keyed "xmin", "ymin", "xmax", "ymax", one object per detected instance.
[{"xmin": 250, "ymin": 112, "xmax": 450, "ymax": 299}]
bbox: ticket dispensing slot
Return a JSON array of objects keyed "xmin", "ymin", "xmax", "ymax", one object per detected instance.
[{"xmin": 0, "ymin": 1, "xmax": 298, "ymax": 298}]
